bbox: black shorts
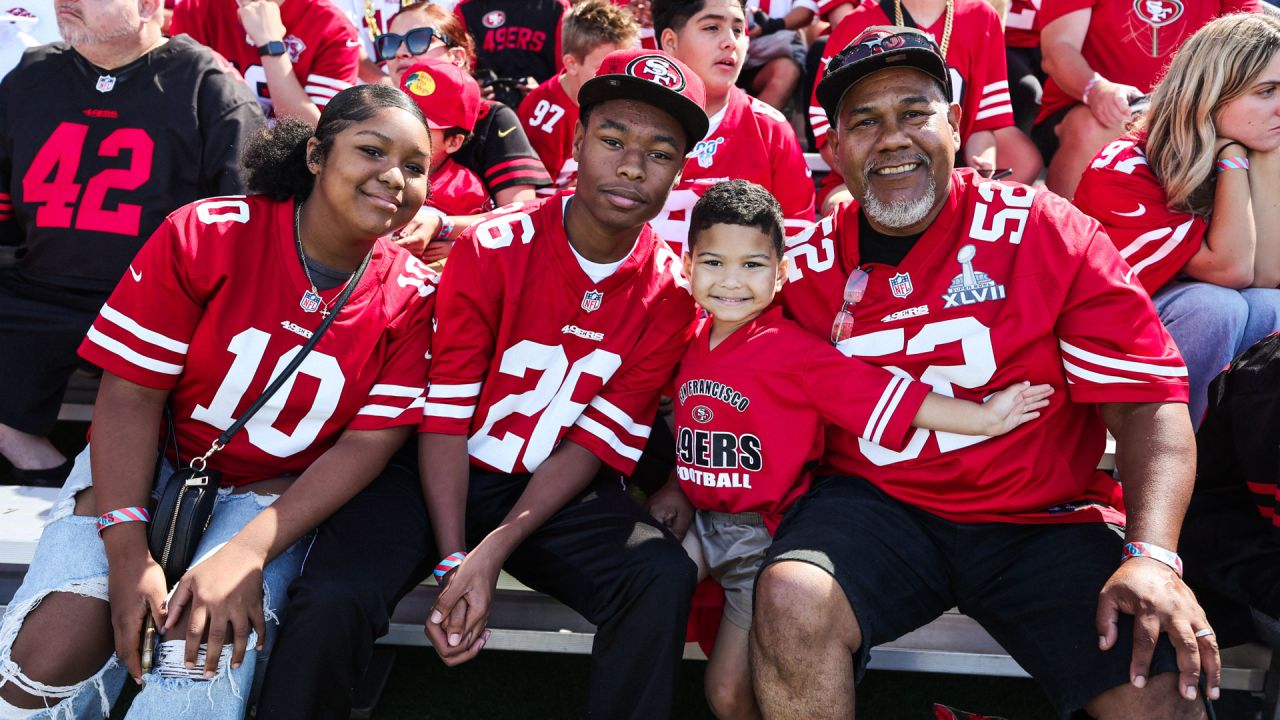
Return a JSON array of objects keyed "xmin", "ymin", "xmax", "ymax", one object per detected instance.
[
  {"xmin": 1006, "ymin": 46, "xmax": 1044, "ymax": 135},
  {"xmin": 0, "ymin": 274, "xmax": 99, "ymax": 434},
  {"xmin": 1031, "ymin": 105, "xmax": 1072, "ymax": 166},
  {"xmin": 762, "ymin": 475, "xmax": 1179, "ymax": 718},
  {"xmin": 1182, "ymin": 482, "xmax": 1280, "ymax": 627}
]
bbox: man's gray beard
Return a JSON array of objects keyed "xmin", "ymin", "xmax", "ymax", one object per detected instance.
[
  {"xmin": 862, "ymin": 174, "xmax": 937, "ymax": 229},
  {"xmin": 57, "ymin": 13, "xmax": 138, "ymax": 48}
]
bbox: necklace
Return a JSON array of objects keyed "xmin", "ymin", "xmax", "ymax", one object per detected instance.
[
  {"xmin": 893, "ymin": 0, "xmax": 954, "ymax": 58},
  {"xmin": 294, "ymin": 201, "xmax": 366, "ymax": 318}
]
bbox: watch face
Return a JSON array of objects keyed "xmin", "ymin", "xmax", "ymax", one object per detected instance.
[{"xmin": 260, "ymin": 40, "xmax": 286, "ymax": 56}]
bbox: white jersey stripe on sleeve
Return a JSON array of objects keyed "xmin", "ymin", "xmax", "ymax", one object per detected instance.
[
  {"xmin": 369, "ymin": 384, "xmax": 425, "ymax": 398},
  {"xmin": 973, "ymin": 105, "xmax": 1014, "ymax": 122},
  {"xmin": 871, "ymin": 376, "xmax": 911, "ymax": 446},
  {"xmin": 575, "ymin": 416, "xmax": 644, "ymax": 462},
  {"xmin": 424, "ymin": 402, "xmax": 475, "ymax": 419},
  {"xmin": 979, "ymin": 92, "xmax": 1011, "ymax": 108},
  {"xmin": 1062, "ymin": 359, "xmax": 1141, "ymax": 385},
  {"xmin": 357, "ymin": 404, "xmax": 406, "ymax": 418},
  {"xmin": 1123, "ymin": 220, "xmax": 1194, "ymax": 279},
  {"xmin": 983, "ymin": 81, "xmax": 1005, "ymax": 94},
  {"xmin": 85, "ymin": 327, "xmax": 184, "ymax": 375},
  {"xmin": 305, "ymin": 85, "xmax": 340, "ymax": 99},
  {"xmin": 588, "ymin": 397, "xmax": 652, "ymax": 440},
  {"xmin": 306, "ymin": 74, "xmax": 352, "ymax": 91},
  {"xmin": 864, "ymin": 375, "xmax": 904, "ymax": 443},
  {"xmin": 428, "ymin": 382, "xmax": 483, "ymax": 399},
  {"xmin": 1059, "ymin": 340, "xmax": 1187, "ymax": 377},
  {"xmin": 99, "ymin": 304, "xmax": 190, "ymax": 354}
]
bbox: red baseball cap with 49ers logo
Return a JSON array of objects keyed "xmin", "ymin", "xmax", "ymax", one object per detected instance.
[{"xmin": 577, "ymin": 48, "xmax": 709, "ymax": 151}]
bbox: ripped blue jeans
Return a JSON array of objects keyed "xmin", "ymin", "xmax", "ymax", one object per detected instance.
[{"xmin": 0, "ymin": 445, "xmax": 308, "ymax": 719}]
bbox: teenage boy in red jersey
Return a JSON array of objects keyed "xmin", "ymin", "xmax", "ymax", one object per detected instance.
[
  {"xmin": 649, "ymin": 179, "xmax": 1050, "ymax": 719},
  {"xmin": 258, "ymin": 49, "xmax": 710, "ymax": 720},
  {"xmin": 650, "ymin": 0, "xmax": 814, "ymax": 251},
  {"xmin": 750, "ymin": 27, "xmax": 1215, "ymax": 719}
]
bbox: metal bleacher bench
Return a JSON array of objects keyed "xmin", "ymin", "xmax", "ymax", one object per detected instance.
[{"xmin": 13, "ymin": 159, "xmax": 1279, "ymax": 716}]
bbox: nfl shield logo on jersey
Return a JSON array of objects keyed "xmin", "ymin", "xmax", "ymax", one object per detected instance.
[
  {"xmin": 95, "ymin": 75, "xmax": 116, "ymax": 93},
  {"xmin": 581, "ymin": 290, "xmax": 603, "ymax": 313},
  {"xmin": 889, "ymin": 272, "xmax": 913, "ymax": 298}
]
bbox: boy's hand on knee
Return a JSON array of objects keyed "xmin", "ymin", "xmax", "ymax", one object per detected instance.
[
  {"xmin": 108, "ymin": 553, "xmax": 170, "ymax": 684},
  {"xmin": 646, "ymin": 480, "xmax": 694, "ymax": 540}
]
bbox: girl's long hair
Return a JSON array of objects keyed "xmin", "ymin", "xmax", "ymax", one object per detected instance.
[{"xmin": 1140, "ymin": 13, "xmax": 1280, "ymax": 216}]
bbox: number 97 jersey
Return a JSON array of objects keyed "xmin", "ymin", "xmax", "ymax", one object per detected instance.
[
  {"xmin": 422, "ymin": 194, "xmax": 697, "ymax": 476},
  {"xmin": 780, "ymin": 169, "xmax": 1188, "ymax": 524}
]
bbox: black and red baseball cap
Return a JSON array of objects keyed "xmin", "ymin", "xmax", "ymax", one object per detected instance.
[
  {"xmin": 578, "ymin": 49, "xmax": 709, "ymax": 150},
  {"xmin": 816, "ymin": 26, "xmax": 952, "ymax": 121}
]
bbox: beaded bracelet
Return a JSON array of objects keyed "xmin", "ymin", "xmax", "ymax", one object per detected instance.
[
  {"xmin": 96, "ymin": 506, "xmax": 151, "ymax": 536},
  {"xmin": 1121, "ymin": 541, "xmax": 1183, "ymax": 577},
  {"xmin": 1217, "ymin": 156, "xmax": 1249, "ymax": 173},
  {"xmin": 1082, "ymin": 74, "xmax": 1102, "ymax": 106},
  {"xmin": 433, "ymin": 550, "xmax": 468, "ymax": 584}
]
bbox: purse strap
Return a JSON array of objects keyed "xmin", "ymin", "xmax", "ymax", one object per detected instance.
[{"xmin": 187, "ymin": 247, "xmax": 374, "ymax": 471}]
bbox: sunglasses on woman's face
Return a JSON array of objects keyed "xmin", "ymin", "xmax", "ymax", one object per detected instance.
[{"xmin": 374, "ymin": 27, "xmax": 455, "ymax": 62}]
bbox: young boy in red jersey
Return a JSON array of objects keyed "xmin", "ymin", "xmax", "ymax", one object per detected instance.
[
  {"xmin": 648, "ymin": 179, "xmax": 1052, "ymax": 720},
  {"xmin": 399, "ymin": 59, "xmax": 491, "ymax": 265}
]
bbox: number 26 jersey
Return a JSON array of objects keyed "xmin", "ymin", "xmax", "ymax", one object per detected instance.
[
  {"xmin": 780, "ymin": 169, "xmax": 1188, "ymax": 524},
  {"xmin": 422, "ymin": 194, "xmax": 697, "ymax": 476}
]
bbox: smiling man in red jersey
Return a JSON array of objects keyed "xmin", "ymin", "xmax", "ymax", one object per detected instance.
[{"xmin": 650, "ymin": 0, "xmax": 814, "ymax": 253}]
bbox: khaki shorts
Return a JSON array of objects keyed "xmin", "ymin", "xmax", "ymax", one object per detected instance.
[{"xmin": 694, "ymin": 510, "xmax": 772, "ymax": 630}]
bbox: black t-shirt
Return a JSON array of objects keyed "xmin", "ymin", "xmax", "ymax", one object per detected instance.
[
  {"xmin": 454, "ymin": 100, "xmax": 551, "ymax": 196},
  {"xmin": 455, "ymin": 0, "xmax": 566, "ymax": 87},
  {"xmin": 857, "ymin": 210, "xmax": 923, "ymax": 267},
  {"xmin": 0, "ymin": 36, "xmax": 263, "ymax": 303}
]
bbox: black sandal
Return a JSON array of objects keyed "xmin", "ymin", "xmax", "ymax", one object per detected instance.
[{"xmin": 5, "ymin": 458, "xmax": 73, "ymax": 487}]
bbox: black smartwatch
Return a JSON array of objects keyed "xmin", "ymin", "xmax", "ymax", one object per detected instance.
[{"xmin": 258, "ymin": 40, "xmax": 287, "ymax": 57}]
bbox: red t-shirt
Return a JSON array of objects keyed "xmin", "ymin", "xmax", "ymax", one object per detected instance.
[
  {"xmin": 780, "ymin": 169, "xmax": 1188, "ymax": 524},
  {"xmin": 674, "ymin": 308, "xmax": 929, "ymax": 532},
  {"xmin": 652, "ymin": 88, "xmax": 814, "ymax": 252},
  {"xmin": 811, "ymin": 0, "xmax": 1014, "ymax": 148},
  {"xmin": 422, "ymin": 196, "xmax": 697, "ymax": 475},
  {"xmin": 1006, "ymin": 0, "xmax": 1043, "ymax": 48},
  {"xmin": 1035, "ymin": 0, "xmax": 1257, "ymax": 123},
  {"xmin": 426, "ymin": 159, "xmax": 490, "ymax": 217},
  {"xmin": 516, "ymin": 73, "xmax": 580, "ymax": 192},
  {"xmin": 78, "ymin": 196, "xmax": 436, "ymax": 486},
  {"xmin": 1074, "ymin": 132, "xmax": 1207, "ymax": 295},
  {"xmin": 171, "ymin": 0, "xmax": 359, "ymax": 118}
]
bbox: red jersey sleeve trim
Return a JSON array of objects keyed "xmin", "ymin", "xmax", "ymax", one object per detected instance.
[{"xmin": 871, "ymin": 377, "xmax": 931, "ymax": 452}]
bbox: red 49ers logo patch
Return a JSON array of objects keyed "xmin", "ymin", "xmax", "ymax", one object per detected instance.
[
  {"xmin": 482, "ymin": 10, "xmax": 505, "ymax": 28},
  {"xmin": 624, "ymin": 54, "xmax": 687, "ymax": 92},
  {"xmin": 1133, "ymin": 0, "xmax": 1183, "ymax": 27}
]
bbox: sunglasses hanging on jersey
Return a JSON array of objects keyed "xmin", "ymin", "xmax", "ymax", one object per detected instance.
[
  {"xmin": 374, "ymin": 27, "xmax": 456, "ymax": 62},
  {"xmin": 830, "ymin": 268, "xmax": 869, "ymax": 345}
]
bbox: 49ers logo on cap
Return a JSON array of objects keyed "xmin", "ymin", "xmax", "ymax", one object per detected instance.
[
  {"xmin": 852, "ymin": 28, "xmax": 908, "ymax": 54},
  {"xmin": 1134, "ymin": 0, "xmax": 1183, "ymax": 27},
  {"xmin": 624, "ymin": 54, "xmax": 687, "ymax": 92},
  {"xmin": 482, "ymin": 10, "xmax": 505, "ymax": 28}
]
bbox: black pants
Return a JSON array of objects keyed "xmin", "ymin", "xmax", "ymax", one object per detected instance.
[{"xmin": 256, "ymin": 449, "xmax": 696, "ymax": 719}]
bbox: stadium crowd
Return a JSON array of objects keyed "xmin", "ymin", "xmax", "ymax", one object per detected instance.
[{"xmin": 1, "ymin": 0, "xmax": 1280, "ymax": 718}]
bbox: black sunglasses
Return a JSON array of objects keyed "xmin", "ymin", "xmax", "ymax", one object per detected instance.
[{"xmin": 374, "ymin": 27, "xmax": 456, "ymax": 62}]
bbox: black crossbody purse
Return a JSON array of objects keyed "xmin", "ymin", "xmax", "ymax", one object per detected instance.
[{"xmin": 145, "ymin": 249, "xmax": 371, "ymax": 587}]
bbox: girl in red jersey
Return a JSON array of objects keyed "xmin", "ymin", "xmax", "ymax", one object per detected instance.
[
  {"xmin": 1075, "ymin": 13, "xmax": 1280, "ymax": 428},
  {"xmin": 0, "ymin": 85, "xmax": 435, "ymax": 719}
]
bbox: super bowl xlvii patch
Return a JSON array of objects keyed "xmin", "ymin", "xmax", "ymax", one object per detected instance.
[
  {"xmin": 889, "ymin": 271, "xmax": 913, "ymax": 298},
  {"xmin": 581, "ymin": 289, "xmax": 603, "ymax": 313},
  {"xmin": 942, "ymin": 244, "xmax": 1005, "ymax": 308},
  {"xmin": 96, "ymin": 75, "xmax": 116, "ymax": 93}
]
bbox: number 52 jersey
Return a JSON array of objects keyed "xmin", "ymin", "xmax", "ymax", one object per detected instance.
[
  {"xmin": 77, "ymin": 195, "xmax": 437, "ymax": 486},
  {"xmin": 422, "ymin": 194, "xmax": 697, "ymax": 476},
  {"xmin": 780, "ymin": 169, "xmax": 1188, "ymax": 524}
]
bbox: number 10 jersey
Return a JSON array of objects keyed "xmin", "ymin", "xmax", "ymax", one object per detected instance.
[
  {"xmin": 422, "ymin": 194, "xmax": 697, "ymax": 476},
  {"xmin": 780, "ymin": 169, "xmax": 1188, "ymax": 524}
]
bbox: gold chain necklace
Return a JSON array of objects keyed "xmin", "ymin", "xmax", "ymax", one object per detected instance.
[{"xmin": 894, "ymin": 0, "xmax": 954, "ymax": 58}]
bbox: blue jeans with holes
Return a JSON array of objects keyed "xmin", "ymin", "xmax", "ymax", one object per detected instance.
[
  {"xmin": 0, "ymin": 445, "xmax": 307, "ymax": 719},
  {"xmin": 1152, "ymin": 280, "xmax": 1280, "ymax": 428}
]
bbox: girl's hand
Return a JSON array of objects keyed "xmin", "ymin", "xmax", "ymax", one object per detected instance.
[
  {"xmin": 425, "ymin": 547, "xmax": 501, "ymax": 666},
  {"xmin": 164, "ymin": 541, "xmax": 266, "ymax": 677},
  {"xmin": 108, "ymin": 552, "xmax": 170, "ymax": 683},
  {"xmin": 981, "ymin": 381, "xmax": 1054, "ymax": 436}
]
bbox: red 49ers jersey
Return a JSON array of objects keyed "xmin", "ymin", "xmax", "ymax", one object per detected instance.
[
  {"xmin": 516, "ymin": 73, "xmax": 579, "ymax": 192},
  {"xmin": 652, "ymin": 88, "xmax": 813, "ymax": 252},
  {"xmin": 811, "ymin": 0, "xmax": 1014, "ymax": 148},
  {"xmin": 780, "ymin": 169, "xmax": 1188, "ymax": 524},
  {"xmin": 171, "ymin": 0, "xmax": 359, "ymax": 117},
  {"xmin": 422, "ymin": 194, "xmax": 697, "ymax": 475},
  {"xmin": 674, "ymin": 308, "xmax": 928, "ymax": 532},
  {"xmin": 426, "ymin": 158, "xmax": 490, "ymax": 217},
  {"xmin": 77, "ymin": 195, "xmax": 437, "ymax": 486},
  {"xmin": 1074, "ymin": 133, "xmax": 1206, "ymax": 295},
  {"xmin": 1005, "ymin": 0, "xmax": 1042, "ymax": 48}
]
